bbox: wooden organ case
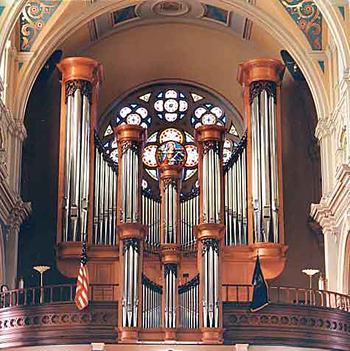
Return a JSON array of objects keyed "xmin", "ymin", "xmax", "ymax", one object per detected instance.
[{"xmin": 55, "ymin": 57, "xmax": 288, "ymax": 344}]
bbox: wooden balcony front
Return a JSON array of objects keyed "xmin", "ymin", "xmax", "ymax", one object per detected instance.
[{"xmin": 0, "ymin": 284, "xmax": 349, "ymax": 350}]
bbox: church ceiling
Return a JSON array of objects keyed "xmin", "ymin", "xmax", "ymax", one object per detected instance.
[{"xmin": 279, "ymin": 0, "xmax": 322, "ymax": 50}]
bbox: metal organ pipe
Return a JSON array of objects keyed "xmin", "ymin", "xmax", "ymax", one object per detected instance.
[
  {"xmin": 59, "ymin": 78, "xmax": 96, "ymax": 243},
  {"xmin": 178, "ymin": 275, "xmax": 199, "ymax": 329},
  {"xmin": 249, "ymin": 80, "xmax": 280, "ymax": 243},
  {"xmin": 141, "ymin": 274, "xmax": 162, "ymax": 328},
  {"xmin": 223, "ymin": 137, "xmax": 248, "ymax": 246},
  {"xmin": 92, "ymin": 137, "xmax": 118, "ymax": 246}
]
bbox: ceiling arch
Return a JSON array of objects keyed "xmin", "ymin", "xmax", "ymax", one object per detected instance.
[{"xmin": 9, "ymin": 0, "xmax": 330, "ymax": 127}]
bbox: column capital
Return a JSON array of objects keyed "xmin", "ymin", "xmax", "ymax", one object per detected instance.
[
  {"xmin": 57, "ymin": 57, "xmax": 103, "ymax": 85},
  {"xmin": 195, "ymin": 124, "xmax": 225, "ymax": 144},
  {"xmin": 7, "ymin": 199, "xmax": 31, "ymax": 229},
  {"xmin": 237, "ymin": 59, "xmax": 285, "ymax": 85}
]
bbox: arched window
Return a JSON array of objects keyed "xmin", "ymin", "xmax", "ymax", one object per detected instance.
[{"xmin": 99, "ymin": 82, "xmax": 244, "ymax": 195}]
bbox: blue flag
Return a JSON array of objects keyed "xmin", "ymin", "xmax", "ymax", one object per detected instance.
[{"xmin": 250, "ymin": 255, "xmax": 269, "ymax": 312}]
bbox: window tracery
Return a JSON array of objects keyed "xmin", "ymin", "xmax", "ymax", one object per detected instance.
[{"xmin": 100, "ymin": 82, "xmax": 243, "ymax": 189}]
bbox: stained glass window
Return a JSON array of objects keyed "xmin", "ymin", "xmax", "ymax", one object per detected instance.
[
  {"xmin": 159, "ymin": 128, "xmax": 184, "ymax": 144},
  {"xmin": 154, "ymin": 89, "xmax": 188, "ymax": 121},
  {"xmin": 101, "ymin": 82, "xmax": 244, "ymax": 187},
  {"xmin": 104, "ymin": 125, "xmax": 113, "ymax": 136},
  {"xmin": 142, "ymin": 128, "xmax": 198, "ymax": 181},
  {"xmin": 192, "ymin": 105, "xmax": 226, "ymax": 129},
  {"xmin": 142, "ymin": 145, "xmax": 158, "ymax": 167},
  {"xmin": 184, "ymin": 145, "xmax": 199, "ymax": 167},
  {"xmin": 116, "ymin": 104, "xmax": 151, "ymax": 128}
]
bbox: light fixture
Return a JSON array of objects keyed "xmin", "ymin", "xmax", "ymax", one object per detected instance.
[
  {"xmin": 302, "ymin": 268, "xmax": 319, "ymax": 289},
  {"xmin": 33, "ymin": 265, "xmax": 50, "ymax": 287}
]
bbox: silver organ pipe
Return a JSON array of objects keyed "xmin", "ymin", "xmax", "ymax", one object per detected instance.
[
  {"xmin": 93, "ymin": 136, "xmax": 118, "ymax": 245},
  {"xmin": 122, "ymin": 239, "xmax": 140, "ymax": 327},
  {"xmin": 141, "ymin": 191, "xmax": 161, "ymax": 248},
  {"xmin": 224, "ymin": 136, "xmax": 248, "ymax": 246},
  {"xmin": 180, "ymin": 189, "xmax": 199, "ymax": 250},
  {"xmin": 119, "ymin": 141, "xmax": 140, "ymax": 224},
  {"xmin": 250, "ymin": 81, "xmax": 280, "ymax": 243},
  {"xmin": 61, "ymin": 80, "xmax": 92, "ymax": 242},
  {"xmin": 141, "ymin": 274, "xmax": 162, "ymax": 328},
  {"xmin": 202, "ymin": 142, "xmax": 221, "ymax": 224},
  {"xmin": 179, "ymin": 275, "xmax": 199, "ymax": 329},
  {"xmin": 163, "ymin": 179, "xmax": 178, "ymax": 244},
  {"xmin": 164, "ymin": 264, "xmax": 177, "ymax": 329},
  {"xmin": 202, "ymin": 239, "xmax": 219, "ymax": 328}
]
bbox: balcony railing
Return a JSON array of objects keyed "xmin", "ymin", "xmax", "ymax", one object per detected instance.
[
  {"xmin": 0, "ymin": 283, "xmax": 349, "ymax": 349},
  {"xmin": 0, "ymin": 283, "xmax": 118, "ymax": 308},
  {"xmin": 222, "ymin": 284, "xmax": 350, "ymax": 311}
]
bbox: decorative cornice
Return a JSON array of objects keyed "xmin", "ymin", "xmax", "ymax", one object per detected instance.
[
  {"xmin": 311, "ymin": 164, "xmax": 350, "ymax": 236},
  {"xmin": 20, "ymin": 0, "xmax": 62, "ymax": 52}
]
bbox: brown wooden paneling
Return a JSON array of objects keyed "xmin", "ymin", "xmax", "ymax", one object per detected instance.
[{"xmin": 223, "ymin": 302, "xmax": 350, "ymax": 351}]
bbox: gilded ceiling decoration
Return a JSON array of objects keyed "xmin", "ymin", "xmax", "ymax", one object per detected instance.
[
  {"xmin": 279, "ymin": 0, "xmax": 322, "ymax": 50},
  {"xmin": 20, "ymin": 0, "xmax": 62, "ymax": 52}
]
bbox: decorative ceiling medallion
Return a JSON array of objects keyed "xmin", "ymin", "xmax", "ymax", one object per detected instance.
[{"xmin": 152, "ymin": 1, "xmax": 190, "ymax": 16}]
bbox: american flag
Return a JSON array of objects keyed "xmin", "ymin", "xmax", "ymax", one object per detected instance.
[{"xmin": 75, "ymin": 238, "xmax": 89, "ymax": 310}]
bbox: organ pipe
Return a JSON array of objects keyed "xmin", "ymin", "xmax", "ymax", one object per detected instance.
[
  {"xmin": 116, "ymin": 125, "xmax": 145, "ymax": 343},
  {"xmin": 237, "ymin": 59, "xmax": 285, "ymax": 244},
  {"xmin": 57, "ymin": 57, "xmax": 103, "ymax": 244},
  {"xmin": 141, "ymin": 274, "xmax": 162, "ymax": 328},
  {"xmin": 93, "ymin": 135, "xmax": 118, "ymax": 245},
  {"xmin": 195, "ymin": 124, "xmax": 225, "ymax": 343},
  {"xmin": 179, "ymin": 274, "xmax": 199, "ymax": 329},
  {"xmin": 223, "ymin": 136, "xmax": 248, "ymax": 246}
]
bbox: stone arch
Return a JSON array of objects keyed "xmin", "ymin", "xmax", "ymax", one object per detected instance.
[{"xmin": 6, "ymin": 0, "xmax": 328, "ymax": 131}]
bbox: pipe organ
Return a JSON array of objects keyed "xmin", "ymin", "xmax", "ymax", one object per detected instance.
[
  {"xmin": 141, "ymin": 274, "xmax": 162, "ymax": 328},
  {"xmin": 180, "ymin": 191, "xmax": 199, "ymax": 249},
  {"xmin": 224, "ymin": 136, "xmax": 248, "ymax": 246},
  {"xmin": 93, "ymin": 136, "xmax": 118, "ymax": 246},
  {"xmin": 179, "ymin": 274, "xmax": 199, "ymax": 329},
  {"xmin": 55, "ymin": 57, "xmax": 288, "ymax": 344},
  {"xmin": 141, "ymin": 191, "xmax": 161, "ymax": 247}
]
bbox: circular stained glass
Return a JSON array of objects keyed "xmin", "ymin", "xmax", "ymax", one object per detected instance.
[
  {"xmin": 142, "ymin": 145, "xmax": 158, "ymax": 167},
  {"xmin": 165, "ymin": 90, "xmax": 177, "ymax": 98},
  {"xmin": 179, "ymin": 100, "xmax": 188, "ymax": 112},
  {"xmin": 110, "ymin": 149, "xmax": 118, "ymax": 163},
  {"xmin": 136, "ymin": 107, "xmax": 148, "ymax": 118},
  {"xmin": 154, "ymin": 100, "xmax": 164, "ymax": 112},
  {"xmin": 211, "ymin": 107, "xmax": 223, "ymax": 118},
  {"xmin": 120, "ymin": 107, "xmax": 132, "ymax": 118},
  {"xmin": 159, "ymin": 128, "xmax": 184, "ymax": 143},
  {"xmin": 156, "ymin": 141, "xmax": 187, "ymax": 166},
  {"xmin": 164, "ymin": 99, "xmax": 179, "ymax": 113},
  {"xmin": 185, "ymin": 145, "xmax": 199, "ymax": 167},
  {"xmin": 126, "ymin": 113, "xmax": 141, "ymax": 125},
  {"xmin": 165, "ymin": 113, "xmax": 178, "ymax": 122},
  {"xmin": 195, "ymin": 107, "xmax": 206, "ymax": 119},
  {"xmin": 202, "ymin": 113, "xmax": 217, "ymax": 125}
]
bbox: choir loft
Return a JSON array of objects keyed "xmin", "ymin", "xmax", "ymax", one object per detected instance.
[{"xmin": 0, "ymin": 1, "xmax": 350, "ymax": 351}]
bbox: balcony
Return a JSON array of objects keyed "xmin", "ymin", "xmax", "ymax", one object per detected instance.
[{"xmin": 0, "ymin": 284, "xmax": 349, "ymax": 350}]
